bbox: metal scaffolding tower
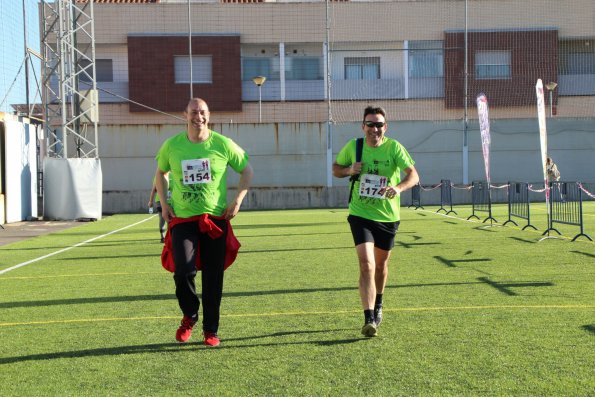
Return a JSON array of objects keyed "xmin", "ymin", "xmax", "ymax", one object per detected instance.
[{"xmin": 41, "ymin": 0, "xmax": 99, "ymax": 159}]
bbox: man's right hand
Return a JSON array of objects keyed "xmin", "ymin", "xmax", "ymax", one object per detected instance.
[
  {"xmin": 350, "ymin": 161, "xmax": 363, "ymax": 176},
  {"xmin": 161, "ymin": 203, "xmax": 175, "ymax": 223}
]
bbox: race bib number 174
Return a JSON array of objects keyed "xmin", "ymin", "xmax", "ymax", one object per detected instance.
[
  {"xmin": 359, "ymin": 174, "xmax": 388, "ymax": 199},
  {"xmin": 182, "ymin": 158, "xmax": 211, "ymax": 185}
]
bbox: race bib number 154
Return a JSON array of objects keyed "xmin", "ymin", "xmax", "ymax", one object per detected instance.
[{"xmin": 182, "ymin": 158, "xmax": 211, "ymax": 185}]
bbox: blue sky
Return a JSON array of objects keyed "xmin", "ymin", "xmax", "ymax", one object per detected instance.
[{"xmin": 0, "ymin": 0, "xmax": 40, "ymax": 114}]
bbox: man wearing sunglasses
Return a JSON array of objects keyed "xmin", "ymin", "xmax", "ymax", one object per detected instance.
[{"xmin": 333, "ymin": 106, "xmax": 419, "ymax": 337}]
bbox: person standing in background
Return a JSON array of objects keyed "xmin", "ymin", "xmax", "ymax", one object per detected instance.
[
  {"xmin": 148, "ymin": 174, "xmax": 170, "ymax": 243},
  {"xmin": 546, "ymin": 156, "xmax": 563, "ymax": 201},
  {"xmin": 546, "ymin": 157, "xmax": 560, "ymax": 182}
]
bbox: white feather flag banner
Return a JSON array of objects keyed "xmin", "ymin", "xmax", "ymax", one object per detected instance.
[
  {"xmin": 476, "ymin": 93, "xmax": 491, "ymax": 185},
  {"xmin": 535, "ymin": 79, "xmax": 549, "ymax": 203}
]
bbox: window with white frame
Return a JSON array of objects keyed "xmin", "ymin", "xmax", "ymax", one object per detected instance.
[
  {"xmin": 560, "ymin": 39, "xmax": 595, "ymax": 74},
  {"xmin": 79, "ymin": 59, "xmax": 113, "ymax": 83},
  {"xmin": 174, "ymin": 55, "xmax": 212, "ymax": 84},
  {"xmin": 475, "ymin": 50, "xmax": 511, "ymax": 79},
  {"xmin": 344, "ymin": 57, "xmax": 380, "ymax": 80},
  {"xmin": 409, "ymin": 41, "xmax": 443, "ymax": 78},
  {"xmin": 242, "ymin": 57, "xmax": 281, "ymax": 81},
  {"xmin": 286, "ymin": 57, "xmax": 322, "ymax": 80}
]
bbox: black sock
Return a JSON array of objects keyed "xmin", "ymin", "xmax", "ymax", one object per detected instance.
[
  {"xmin": 375, "ymin": 294, "xmax": 383, "ymax": 307},
  {"xmin": 364, "ymin": 309, "xmax": 374, "ymax": 323}
]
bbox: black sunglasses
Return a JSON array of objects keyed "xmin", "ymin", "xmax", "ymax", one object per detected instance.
[{"xmin": 364, "ymin": 121, "xmax": 385, "ymax": 128}]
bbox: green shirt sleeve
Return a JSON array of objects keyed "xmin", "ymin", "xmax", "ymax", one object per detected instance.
[
  {"xmin": 225, "ymin": 138, "xmax": 249, "ymax": 173},
  {"xmin": 335, "ymin": 138, "xmax": 356, "ymax": 166},
  {"xmin": 156, "ymin": 138, "xmax": 171, "ymax": 173}
]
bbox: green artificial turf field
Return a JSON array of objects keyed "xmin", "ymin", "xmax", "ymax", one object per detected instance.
[{"xmin": 1, "ymin": 205, "xmax": 593, "ymax": 396}]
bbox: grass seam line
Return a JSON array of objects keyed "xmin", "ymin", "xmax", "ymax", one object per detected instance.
[
  {"xmin": 1, "ymin": 304, "xmax": 593, "ymax": 327},
  {"xmin": 0, "ymin": 216, "xmax": 155, "ymax": 276}
]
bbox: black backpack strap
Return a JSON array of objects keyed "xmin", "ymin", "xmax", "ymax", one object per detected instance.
[{"xmin": 348, "ymin": 138, "xmax": 364, "ymax": 204}]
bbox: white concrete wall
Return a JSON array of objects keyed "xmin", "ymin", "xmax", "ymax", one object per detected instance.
[{"xmin": 100, "ymin": 118, "xmax": 595, "ymax": 213}]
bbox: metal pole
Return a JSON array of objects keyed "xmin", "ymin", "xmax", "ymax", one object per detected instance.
[
  {"xmin": 22, "ymin": 0, "xmax": 30, "ymax": 112},
  {"xmin": 89, "ymin": 0, "xmax": 98, "ymax": 158},
  {"xmin": 59, "ymin": 0, "xmax": 68, "ymax": 158},
  {"xmin": 549, "ymin": 90, "xmax": 553, "ymax": 117},
  {"xmin": 325, "ymin": 0, "xmax": 333, "ymax": 188},
  {"xmin": 71, "ymin": 0, "xmax": 81, "ymax": 157},
  {"xmin": 463, "ymin": 0, "xmax": 469, "ymax": 184},
  {"xmin": 188, "ymin": 0, "xmax": 193, "ymax": 99},
  {"xmin": 258, "ymin": 85, "xmax": 262, "ymax": 122}
]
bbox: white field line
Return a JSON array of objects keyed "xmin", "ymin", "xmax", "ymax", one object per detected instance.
[
  {"xmin": 0, "ymin": 271, "xmax": 162, "ymax": 280},
  {"xmin": 0, "ymin": 216, "xmax": 155, "ymax": 276},
  {"xmin": 414, "ymin": 208, "xmax": 482, "ymax": 223}
]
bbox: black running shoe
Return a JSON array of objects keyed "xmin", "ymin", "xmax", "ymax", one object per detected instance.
[
  {"xmin": 374, "ymin": 305, "xmax": 383, "ymax": 327},
  {"xmin": 361, "ymin": 320, "xmax": 378, "ymax": 337}
]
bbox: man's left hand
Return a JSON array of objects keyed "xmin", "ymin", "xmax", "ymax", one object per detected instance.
[
  {"xmin": 380, "ymin": 186, "xmax": 400, "ymax": 199},
  {"xmin": 223, "ymin": 201, "xmax": 241, "ymax": 220}
]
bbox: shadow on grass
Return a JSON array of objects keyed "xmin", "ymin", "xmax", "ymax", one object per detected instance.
[
  {"xmin": 0, "ymin": 240, "xmax": 161, "ymax": 252},
  {"xmin": 55, "ymin": 228, "xmax": 153, "ymax": 237},
  {"xmin": 433, "ymin": 256, "xmax": 492, "ymax": 268},
  {"xmin": 1, "ymin": 281, "xmax": 490, "ymax": 309},
  {"xmin": 477, "ymin": 277, "xmax": 554, "ymax": 296},
  {"xmin": 0, "ymin": 329, "xmax": 361, "ymax": 364},
  {"xmin": 61, "ymin": 254, "xmax": 158, "ymax": 260},
  {"xmin": 238, "ymin": 231, "xmax": 351, "ymax": 238},
  {"xmin": 0, "ymin": 342, "xmax": 185, "ymax": 365},
  {"xmin": 571, "ymin": 251, "xmax": 595, "ymax": 259},
  {"xmin": 241, "ymin": 246, "xmax": 354, "ymax": 254},
  {"xmin": 200, "ymin": 329, "xmax": 363, "ymax": 349},
  {"xmin": 396, "ymin": 241, "xmax": 441, "ymax": 249},
  {"xmin": 0, "ymin": 294, "xmax": 176, "ymax": 309},
  {"xmin": 509, "ymin": 236, "xmax": 537, "ymax": 244},
  {"xmin": 234, "ymin": 222, "xmax": 345, "ymax": 230},
  {"xmin": 581, "ymin": 324, "xmax": 595, "ymax": 335}
]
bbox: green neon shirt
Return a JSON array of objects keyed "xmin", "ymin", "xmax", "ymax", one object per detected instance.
[
  {"xmin": 156, "ymin": 130, "xmax": 249, "ymax": 218},
  {"xmin": 152, "ymin": 174, "xmax": 172, "ymax": 204},
  {"xmin": 336, "ymin": 137, "xmax": 415, "ymax": 222}
]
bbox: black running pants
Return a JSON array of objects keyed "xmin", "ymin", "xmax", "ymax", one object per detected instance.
[{"xmin": 171, "ymin": 219, "xmax": 227, "ymax": 333}]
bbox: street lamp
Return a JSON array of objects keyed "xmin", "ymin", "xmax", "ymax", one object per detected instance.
[
  {"xmin": 545, "ymin": 81, "xmax": 558, "ymax": 117},
  {"xmin": 252, "ymin": 76, "xmax": 266, "ymax": 122}
]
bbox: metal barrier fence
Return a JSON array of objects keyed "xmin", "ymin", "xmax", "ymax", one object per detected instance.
[
  {"xmin": 437, "ymin": 179, "xmax": 457, "ymax": 215},
  {"xmin": 467, "ymin": 181, "xmax": 497, "ymax": 223},
  {"xmin": 503, "ymin": 181, "xmax": 537, "ymax": 230},
  {"xmin": 406, "ymin": 180, "xmax": 593, "ymax": 242},
  {"xmin": 408, "ymin": 184, "xmax": 424, "ymax": 210},
  {"xmin": 544, "ymin": 181, "xmax": 593, "ymax": 242}
]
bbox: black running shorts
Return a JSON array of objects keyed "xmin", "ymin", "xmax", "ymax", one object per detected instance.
[{"xmin": 347, "ymin": 214, "xmax": 400, "ymax": 251}]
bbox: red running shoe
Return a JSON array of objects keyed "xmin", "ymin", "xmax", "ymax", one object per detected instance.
[
  {"xmin": 175, "ymin": 315, "xmax": 197, "ymax": 343},
  {"xmin": 203, "ymin": 332, "xmax": 220, "ymax": 347}
]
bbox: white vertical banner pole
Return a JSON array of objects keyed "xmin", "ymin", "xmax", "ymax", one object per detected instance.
[
  {"xmin": 536, "ymin": 79, "xmax": 551, "ymax": 233},
  {"xmin": 476, "ymin": 93, "xmax": 491, "ymax": 186}
]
